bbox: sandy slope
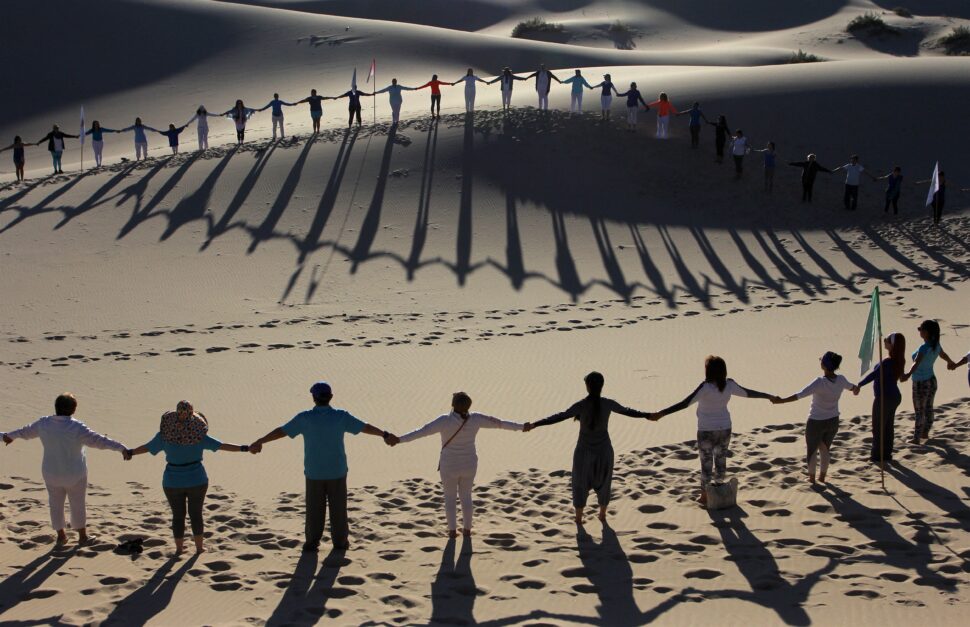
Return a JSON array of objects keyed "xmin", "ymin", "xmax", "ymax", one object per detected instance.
[{"xmin": 1, "ymin": 0, "xmax": 970, "ymax": 624}]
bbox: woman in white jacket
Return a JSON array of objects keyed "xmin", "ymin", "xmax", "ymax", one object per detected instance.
[
  {"xmin": 388, "ymin": 392, "xmax": 524, "ymax": 538},
  {"xmin": 2, "ymin": 393, "xmax": 128, "ymax": 545}
]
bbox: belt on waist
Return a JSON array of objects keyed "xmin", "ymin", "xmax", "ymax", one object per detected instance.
[{"xmin": 167, "ymin": 460, "xmax": 202, "ymax": 468}]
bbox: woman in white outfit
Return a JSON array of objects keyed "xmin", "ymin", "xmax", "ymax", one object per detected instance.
[
  {"xmin": 188, "ymin": 105, "xmax": 218, "ymax": 151},
  {"xmin": 389, "ymin": 392, "xmax": 524, "ymax": 538},
  {"xmin": 2, "ymin": 393, "xmax": 128, "ymax": 545},
  {"xmin": 453, "ymin": 68, "xmax": 487, "ymax": 113}
]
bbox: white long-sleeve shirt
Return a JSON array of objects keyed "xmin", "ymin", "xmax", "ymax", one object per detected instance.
[
  {"xmin": 399, "ymin": 411, "xmax": 523, "ymax": 471},
  {"xmin": 4, "ymin": 415, "xmax": 125, "ymax": 480}
]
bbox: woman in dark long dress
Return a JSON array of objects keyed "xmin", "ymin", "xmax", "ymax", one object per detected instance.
[{"xmin": 524, "ymin": 372, "xmax": 652, "ymax": 524}]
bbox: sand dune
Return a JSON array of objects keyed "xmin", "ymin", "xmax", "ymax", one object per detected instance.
[{"xmin": 2, "ymin": 0, "xmax": 969, "ymax": 624}]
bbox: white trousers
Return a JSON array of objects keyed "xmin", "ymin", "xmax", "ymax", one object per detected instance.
[
  {"xmin": 657, "ymin": 114, "xmax": 670, "ymax": 139},
  {"xmin": 537, "ymin": 93, "xmax": 549, "ymax": 110},
  {"xmin": 570, "ymin": 93, "xmax": 583, "ymax": 112},
  {"xmin": 197, "ymin": 128, "xmax": 208, "ymax": 151},
  {"xmin": 502, "ymin": 88, "xmax": 512, "ymax": 108},
  {"xmin": 601, "ymin": 95, "xmax": 612, "ymax": 111},
  {"xmin": 92, "ymin": 140, "xmax": 104, "ymax": 167},
  {"xmin": 808, "ymin": 444, "xmax": 831, "ymax": 476},
  {"xmin": 390, "ymin": 102, "xmax": 402, "ymax": 124},
  {"xmin": 272, "ymin": 114, "xmax": 285, "ymax": 139},
  {"xmin": 440, "ymin": 466, "xmax": 476, "ymax": 530},
  {"xmin": 45, "ymin": 474, "xmax": 87, "ymax": 531},
  {"xmin": 627, "ymin": 106, "xmax": 638, "ymax": 125},
  {"xmin": 135, "ymin": 141, "xmax": 147, "ymax": 160},
  {"xmin": 465, "ymin": 88, "xmax": 475, "ymax": 113}
]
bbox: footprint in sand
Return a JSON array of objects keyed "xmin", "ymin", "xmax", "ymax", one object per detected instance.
[{"xmin": 684, "ymin": 569, "xmax": 723, "ymax": 580}]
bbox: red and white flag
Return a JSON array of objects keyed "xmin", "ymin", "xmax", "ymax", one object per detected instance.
[{"xmin": 366, "ymin": 58, "xmax": 376, "ymax": 83}]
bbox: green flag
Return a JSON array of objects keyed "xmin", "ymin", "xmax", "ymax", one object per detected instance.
[{"xmin": 858, "ymin": 286, "xmax": 881, "ymax": 375}]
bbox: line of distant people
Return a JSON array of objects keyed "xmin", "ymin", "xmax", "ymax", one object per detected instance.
[
  {"xmin": 2, "ymin": 65, "xmax": 966, "ymax": 223},
  {"xmin": 2, "ymin": 320, "xmax": 967, "ymax": 554}
]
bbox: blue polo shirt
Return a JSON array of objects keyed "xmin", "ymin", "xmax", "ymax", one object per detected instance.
[
  {"xmin": 282, "ymin": 405, "xmax": 366, "ymax": 480},
  {"xmin": 146, "ymin": 433, "xmax": 222, "ymax": 488},
  {"xmin": 911, "ymin": 343, "xmax": 942, "ymax": 382}
]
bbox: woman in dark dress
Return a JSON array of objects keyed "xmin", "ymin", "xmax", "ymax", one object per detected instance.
[
  {"xmin": 524, "ymin": 372, "xmax": 653, "ymax": 524},
  {"xmin": 857, "ymin": 333, "xmax": 906, "ymax": 466}
]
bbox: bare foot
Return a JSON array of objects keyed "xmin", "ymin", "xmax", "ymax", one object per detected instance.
[
  {"xmin": 808, "ymin": 474, "xmax": 816, "ymax": 484},
  {"xmin": 447, "ymin": 529, "xmax": 458, "ymax": 539},
  {"xmin": 598, "ymin": 508, "xmax": 607, "ymax": 522},
  {"xmin": 697, "ymin": 491, "xmax": 708, "ymax": 507},
  {"xmin": 462, "ymin": 528, "xmax": 472, "ymax": 538},
  {"xmin": 55, "ymin": 531, "xmax": 68, "ymax": 546},
  {"xmin": 818, "ymin": 473, "xmax": 827, "ymax": 484}
]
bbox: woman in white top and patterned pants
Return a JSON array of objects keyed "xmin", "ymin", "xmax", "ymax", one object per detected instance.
[
  {"xmin": 389, "ymin": 392, "xmax": 524, "ymax": 538},
  {"xmin": 652, "ymin": 356, "xmax": 775, "ymax": 505},
  {"xmin": 2, "ymin": 393, "xmax": 128, "ymax": 544}
]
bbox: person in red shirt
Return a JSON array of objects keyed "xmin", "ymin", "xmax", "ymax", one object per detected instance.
[
  {"xmin": 648, "ymin": 92, "xmax": 679, "ymax": 139},
  {"xmin": 416, "ymin": 74, "xmax": 453, "ymax": 119}
]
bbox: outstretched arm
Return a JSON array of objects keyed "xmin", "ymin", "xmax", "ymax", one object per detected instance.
[
  {"xmin": 607, "ymin": 399, "xmax": 651, "ymax": 419},
  {"xmin": 655, "ymin": 383, "xmax": 704, "ymax": 419},
  {"xmin": 78, "ymin": 425, "xmax": 126, "ymax": 452},
  {"xmin": 397, "ymin": 416, "xmax": 447, "ymax": 444},
  {"xmin": 3, "ymin": 420, "xmax": 41, "ymax": 443},
  {"xmin": 948, "ymin": 355, "xmax": 968, "ymax": 370},
  {"xmin": 476, "ymin": 414, "xmax": 525, "ymax": 431},
  {"xmin": 527, "ymin": 401, "xmax": 583, "ymax": 431},
  {"xmin": 737, "ymin": 384, "xmax": 774, "ymax": 400},
  {"xmin": 249, "ymin": 427, "xmax": 286, "ymax": 452}
]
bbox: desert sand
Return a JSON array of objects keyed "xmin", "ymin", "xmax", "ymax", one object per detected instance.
[{"xmin": 1, "ymin": 0, "xmax": 969, "ymax": 625}]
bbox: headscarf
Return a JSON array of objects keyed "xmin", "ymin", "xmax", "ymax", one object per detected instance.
[{"xmin": 160, "ymin": 400, "xmax": 209, "ymax": 445}]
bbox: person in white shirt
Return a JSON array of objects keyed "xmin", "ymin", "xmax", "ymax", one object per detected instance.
[
  {"xmin": 730, "ymin": 129, "xmax": 750, "ymax": 179},
  {"xmin": 386, "ymin": 392, "xmax": 524, "ymax": 538},
  {"xmin": 2, "ymin": 393, "xmax": 128, "ymax": 545},
  {"xmin": 651, "ymin": 356, "xmax": 776, "ymax": 506},
  {"xmin": 771, "ymin": 352, "xmax": 859, "ymax": 484},
  {"xmin": 453, "ymin": 68, "xmax": 487, "ymax": 113},
  {"xmin": 833, "ymin": 154, "xmax": 877, "ymax": 211}
]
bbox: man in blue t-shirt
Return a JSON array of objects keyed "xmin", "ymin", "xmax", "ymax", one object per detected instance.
[{"xmin": 251, "ymin": 381, "xmax": 396, "ymax": 552}]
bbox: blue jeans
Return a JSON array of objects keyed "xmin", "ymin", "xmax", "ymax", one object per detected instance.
[{"xmin": 51, "ymin": 150, "xmax": 63, "ymax": 171}]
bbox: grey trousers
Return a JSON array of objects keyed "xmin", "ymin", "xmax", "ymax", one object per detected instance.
[
  {"xmin": 306, "ymin": 476, "xmax": 349, "ymax": 548},
  {"xmin": 163, "ymin": 483, "xmax": 208, "ymax": 539}
]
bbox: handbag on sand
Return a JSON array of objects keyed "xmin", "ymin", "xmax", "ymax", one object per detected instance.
[{"xmin": 705, "ymin": 476, "xmax": 738, "ymax": 510}]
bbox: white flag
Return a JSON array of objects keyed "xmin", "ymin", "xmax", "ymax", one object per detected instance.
[
  {"xmin": 366, "ymin": 58, "xmax": 375, "ymax": 83},
  {"xmin": 925, "ymin": 161, "xmax": 939, "ymax": 207},
  {"xmin": 351, "ymin": 68, "xmax": 357, "ymax": 91},
  {"xmin": 80, "ymin": 105, "xmax": 86, "ymax": 146}
]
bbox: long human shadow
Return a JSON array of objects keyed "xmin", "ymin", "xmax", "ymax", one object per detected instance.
[
  {"xmin": 405, "ymin": 120, "xmax": 440, "ymax": 281},
  {"xmin": 551, "ymin": 210, "xmax": 584, "ymax": 301},
  {"xmin": 859, "ymin": 225, "xmax": 950, "ymax": 288},
  {"xmin": 590, "ymin": 217, "xmax": 632, "ymax": 301},
  {"xmin": 248, "ymin": 136, "xmax": 316, "ymax": 253},
  {"xmin": 690, "ymin": 226, "xmax": 748, "ymax": 302},
  {"xmin": 100, "ymin": 554, "xmax": 199, "ymax": 625},
  {"xmin": 891, "ymin": 221, "xmax": 970, "ymax": 278},
  {"xmin": 189, "ymin": 145, "xmax": 275, "ymax": 244},
  {"xmin": 629, "ymin": 224, "xmax": 675, "ymax": 306},
  {"xmin": 819, "ymin": 484, "xmax": 960, "ymax": 591},
  {"xmin": 349, "ymin": 130, "xmax": 397, "ymax": 272},
  {"xmin": 0, "ymin": 178, "xmax": 45, "ymax": 211},
  {"xmin": 0, "ymin": 173, "xmax": 95, "ymax": 234},
  {"xmin": 56, "ymin": 164, "xmax": 138, "ymax": 229},
  {"xmin": 749, "ymin": 229, "xmax": 819, "ymax": 297},
  {"xmin": 265, "ymin": 549, "xmax": 347, "ymax": 627},
  {"xmin": 110, "ymin": 158, "xmax": 177, "ymax": 239},
  {"xmin": 429, "ymin": 537, "xmax": 476, "ymax": 625},
  {"xmin": 277, "ymin": 129, "xmax": 357, "ymax": 302},
  {"xmin": 0, "ymin": 549, "xmax": 73, "ymax": 616},
  {"xmin": 887, "ymin": 464, "xmax": 970, "ymax": 534},
  {"xmin": 297, "ymin": 127, "xmax": 358, "ymax": 264},
  {"xmin": 789, "ymin": 229, "xmax": 860, "ymax": 294},
  {"xmin": 160, "ymin": 149, "xmax": 236, "ymax": 247},
  {"xmin": 823, "ymin": 228, "xmax": 899, "ymax": 286},
  {"xmin": 455, "ymin": 113, "xmax": 475, "ymax": 286},
  {"xmin": 707, "ymin": 507, "xmax": 835, "ymax": 626},
  {"xmin": 726, "ymin": 228, "xmax": 786, "ymax": 298},
  {"xmin": 656, "ymin": 224, "xmax": 713, "ymax": 308},
  {"xmin": 117, "ymin": 154, "xmax": 201, "ymax": 239},
  {"xmin": 765, "ymin": 228, "xmax": 828, "ymax": 295},
  {"xmin": 571, "ymin": 523, "xmax": 684, "ymax": 626}
]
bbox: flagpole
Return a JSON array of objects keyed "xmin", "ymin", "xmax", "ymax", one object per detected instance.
[
  {"xmin": 373, "ymin": 61, "xmax": 377, "ymax": 125},
  {"xmin": 878, "ymin": 303, "xmax": 886, "ymax": 489}
]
